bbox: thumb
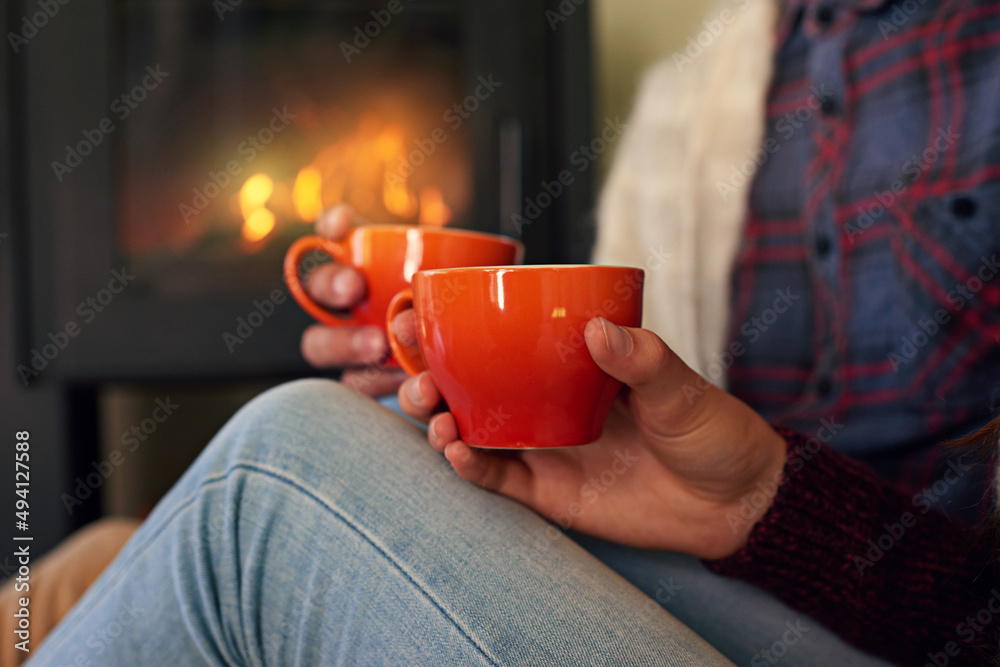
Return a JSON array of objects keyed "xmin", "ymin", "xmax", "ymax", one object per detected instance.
[{"xmin": 584, "ymin": 317, "xmax": 706, "ymax": 415}]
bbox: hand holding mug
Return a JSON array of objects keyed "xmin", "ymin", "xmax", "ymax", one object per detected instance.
[
  {"xmin": 291, "ymin": 205, "xmax": 404, "ymax": 396},
  {"xmin": 387, "ymin": 265, "xmax": 644, "ymax": 448},
  {"xmin": 396, "ymin": 302, "xmax": 789, "ymax": 560},
  {"xmin": 286, "ymin": 205, "xmax": 523, "ymax": 396}
]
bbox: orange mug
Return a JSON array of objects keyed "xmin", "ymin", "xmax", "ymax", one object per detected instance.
[
  {"xmin": 386, "ymin": 265, "xmax": 644, "ymax": 448},
  {"xmin": 284, "ymin": 224, "xmax": 524, "ymax": 335}
]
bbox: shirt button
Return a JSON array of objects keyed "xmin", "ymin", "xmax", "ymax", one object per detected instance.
[
  {"xmin": 816, "ymin": 5, "xmax": 836, "ymax": 27},
  {"xmin": 819, "ymin": 95, "xmax": 839, "ymax": 115},
  {"xmin": 817, "ymin": 377, "xmax": 833, "ymax": 397},
  {"xmin": 951, "ymin": 196, "xmax": 978, "ymax": 219},
  {"xmin": 815, "ymin": 235, "xmax": 832, "ymax": 257}
]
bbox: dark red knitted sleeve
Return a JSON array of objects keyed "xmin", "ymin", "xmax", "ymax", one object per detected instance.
[{"xmin": 703, "ymin": 430, "xmax": 999, "ymax": 666}]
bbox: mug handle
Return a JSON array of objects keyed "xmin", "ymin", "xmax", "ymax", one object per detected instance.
[
  {"xmin": 283, "ymin": 235, "xmax": 354, "ymax": 327},
  {"xmin": 385, "ymin": 289, "xmax": 426, "ymax": 376}
]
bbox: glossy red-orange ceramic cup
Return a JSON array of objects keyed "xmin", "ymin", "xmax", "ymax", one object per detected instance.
[
  {"xmin": 284, "ymin": 224, "xmax": 524, "ymax": 335},
  {"xmin": 386, "ymin": 265, "xmax": 644, "ymax": 448}
]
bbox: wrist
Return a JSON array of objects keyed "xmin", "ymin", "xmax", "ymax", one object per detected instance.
[{"xmin": 714, "ymin": 422, "xmax": 789, "ymax": 557}]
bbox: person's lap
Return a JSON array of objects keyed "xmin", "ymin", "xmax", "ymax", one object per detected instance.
[{"xmin": 30, "ymin": 380, "xmax": 888, "ymax": 666}]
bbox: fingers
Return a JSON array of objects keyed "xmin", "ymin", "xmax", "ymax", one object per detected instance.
[
  {"xmin": 399, "ymin": 372, "xmax": 443, "ymax": 424},
  {"xmin": 394, "ymin": 310, "xmax": 435, "ymax": 422},
  {"xmin": 427, "ymin": 414, "xmax": 535, "ymax": 510},
  {"xmin": 442, "ymin": 439, "xmax": 534, "ymax": 505},
  {"xmin": 427, "ymin": 412, "xmax": 458, "ymax": 451},
  {"xmin": 305, "ymin": 205, "xmax": 366, "ymax": 310},
  {"xmin": 341, "ymin": 368, "xmax": 408, "ymax": 397},
  {"xmin": 315, "ymin": 203, "xmax": 355, "ymax": 239},
  {"xmin": 300, "ymin": 324, "xmax": 387, "ymax": 367},
  {"xmin": 305, "ymin": 263, "xmax": 366, "ymax": 310},
  {"xmin": 428, "ymin": 414, "xmax": 534, "ymax": 504},
  {"xmin": 390, "ymin": 308, "xmax": 417, "ymax": 348}
]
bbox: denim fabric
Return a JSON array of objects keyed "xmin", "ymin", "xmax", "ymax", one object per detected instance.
[{"xmin": 31, "ymin": 380, "xmax": 889, "ymax": 666}]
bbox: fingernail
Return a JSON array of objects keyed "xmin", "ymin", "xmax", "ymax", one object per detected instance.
[
  {"xmin": 407, "ymin": 375, "xmax": 425, "ymax": 405},
  {"xmin": 331, "ymin": 270, "xmax": 354, "ymax": 299},
  {"xmin": 352, "ymin": 329, "xmax": 384, "ymax": 358},
  {"xmin": 600, "ymin": 317, "xmax": 633, "ymax": 356}
]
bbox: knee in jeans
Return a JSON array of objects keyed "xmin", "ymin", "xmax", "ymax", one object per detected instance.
[
  {"xmin": 223, "ymin": 379, "xmax": 373, "ymax": 458},
  {"xmin": 248, "ymin": 378, "xmax": 366, "ymax": 422},
  {"xmin": 212, "ymin": 379, "xmax": 454, "ymax": 528},
  {"xmin": 260, "ymin": 378, "xmax": 348, "ymax": 403}
]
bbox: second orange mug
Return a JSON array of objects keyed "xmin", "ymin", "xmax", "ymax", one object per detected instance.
[
  {"xmin": 284, "ymin": 224, "xmax": 524, "ymax": 333},
  {"xmin": 386, "ymin": 265, "xmax": 645, "ymax": 448}
]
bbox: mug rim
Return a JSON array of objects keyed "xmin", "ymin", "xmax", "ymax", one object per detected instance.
[
  {"xmin": 413, "ymin": 264, "xmax": 643, "ymax": 276},
  {"xmin": 352, "ymin": 223, "xmax": 523, "ymax": 248}
]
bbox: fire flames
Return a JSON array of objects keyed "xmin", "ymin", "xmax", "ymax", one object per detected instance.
[{"xmin": 238, "ymin": 119, "xmax": 452, "ymax": 246}]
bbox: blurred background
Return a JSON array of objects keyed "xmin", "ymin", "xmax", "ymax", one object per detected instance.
[{"xmin": 0, "ymin": 0, "xmax": 708, "ymax": 557}]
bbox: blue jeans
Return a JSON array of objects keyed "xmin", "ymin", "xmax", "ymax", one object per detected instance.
[{"xmin": 31, "ymin": 380, "xmax": 889, "ymax": 666}]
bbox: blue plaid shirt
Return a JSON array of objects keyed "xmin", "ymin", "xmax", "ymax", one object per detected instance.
[{"xmin": 727, "ymin": 0, "xmax": 1000, "ymax": 520}]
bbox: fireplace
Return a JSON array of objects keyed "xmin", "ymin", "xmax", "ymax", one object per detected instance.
[
  {"xmin": 3, "ymin": 0, "xmax": 594, "ymax": 546},
  {"xmin": 117, "ymin": 1, "xmax": 476, "ymax": 299}
]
